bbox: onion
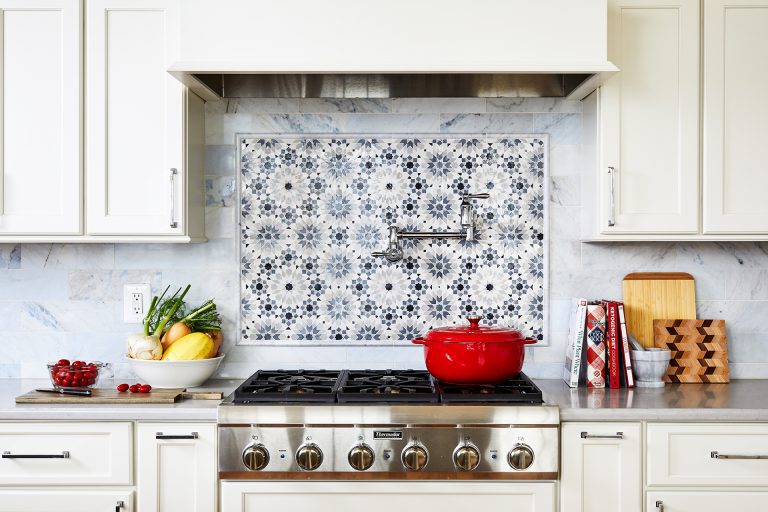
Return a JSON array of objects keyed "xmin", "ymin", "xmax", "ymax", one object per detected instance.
[
  {"xmin": 126, "ymin": 333, "xmax": 163, "ymax": 360},
  {"xmin": 161, "ymin": 322, "xmax": 192, "ymax": 351}
]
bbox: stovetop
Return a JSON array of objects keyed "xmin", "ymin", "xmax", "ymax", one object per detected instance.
[{"xmin": 230, "ymin": 369, "xmax": 544, "ymax": 405}]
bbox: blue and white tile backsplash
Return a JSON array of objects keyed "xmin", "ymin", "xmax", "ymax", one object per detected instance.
[
  {"xmin": 239, "ymin": 136, "xmax": 547, "ymax": 342},
  {"xmin": 2, "ymin": 98, "xmax": 768, "ymax": 379}
]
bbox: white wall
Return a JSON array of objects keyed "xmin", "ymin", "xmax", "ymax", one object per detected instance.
[{"xmin": 1, "ymin": 98, "xmax": 767, "ymax": 379}]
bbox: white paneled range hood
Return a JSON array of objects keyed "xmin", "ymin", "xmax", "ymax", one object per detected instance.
[{"xmin": 169, "ymin": 0, "xmax": 617, "ymax": 100}]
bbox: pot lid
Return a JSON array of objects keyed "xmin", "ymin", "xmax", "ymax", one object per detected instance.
[{"xmin": 422, "ymin": 316, "xmax": 527, "ymax": 343}]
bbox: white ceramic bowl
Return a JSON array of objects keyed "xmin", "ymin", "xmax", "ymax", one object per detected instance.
[{"xmin": 126, "ymin": 355, "xmax": 225, "ymax": 389}]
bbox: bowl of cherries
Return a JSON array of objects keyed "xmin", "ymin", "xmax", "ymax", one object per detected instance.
[{"xmin": 48, "ymin": 359, "xmax": 108, "ymax": 389}]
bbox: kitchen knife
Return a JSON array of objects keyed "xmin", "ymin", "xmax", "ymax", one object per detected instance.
[{"xmin": 35, "ymin": 388, "xmax": 92, "ymax": 397}]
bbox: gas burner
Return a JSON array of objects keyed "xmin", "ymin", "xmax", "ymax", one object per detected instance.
[
  {"xmin": 232, "ymin": 370, "xmax": 342, "ymax": 403},
  {"xmin": 337, "ymin": 370, "xmax": 438, "ymax": 403},
  {"xmin": 437, "ymin": 373, "xmax": 544, "ymax": 404}
]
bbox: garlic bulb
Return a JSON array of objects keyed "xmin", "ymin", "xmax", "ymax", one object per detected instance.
[{"xmin": 126, "ymin": 333, "xmax": 163, "ymax": 360}]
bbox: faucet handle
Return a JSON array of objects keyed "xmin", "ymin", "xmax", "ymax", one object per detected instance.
[{"xmin": 462, "ymin": 192, "xmax": 490, "ymax": 202}]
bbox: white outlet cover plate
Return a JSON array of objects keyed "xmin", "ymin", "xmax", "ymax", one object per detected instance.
[{"xmin": 123, "ymin": 283, "xmax": 151, "ymax": 323}]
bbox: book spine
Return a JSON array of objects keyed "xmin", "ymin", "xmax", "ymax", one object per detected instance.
[
  {"xmin": 617, "ymin": 303, "xmax": 635, "ymax": 388},
  {"xmin": 606, "ymin": 302, "xmax": 621, "ymax": 388},
  {"xmin": 563, "ymin": 299, "xmax": 588, "ymax": 388},
  {"xmin": 585, "ymin": 305, "xmax": 607, "ymax": 388}
]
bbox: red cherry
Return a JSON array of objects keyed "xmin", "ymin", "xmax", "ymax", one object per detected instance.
[
  {"xmin": 56, "ymin": 359, "xmax": 70, "ymax": 366},
  {"xmin": 72, "ymin": 361, "xmax": 84, "ymax": 367}
]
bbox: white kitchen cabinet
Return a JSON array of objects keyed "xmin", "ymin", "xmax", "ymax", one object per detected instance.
[
  {"xmin": 137, "ymin": 423, "xmax": 216, "ymax": 512},
  {"xmin": 647, "ymin": 491, "xmax": 768, "ymax": 512},
  {"xmin": 647, "ymin": 423, "xmax": 768, "ymax": 487},
  {"xmin": 220, "ymin": 482, "xmax": 556, "ymax": 512},
  {"xmin": 86, "ymin": 0, "xmax": 204, "ymax": 239},
  {"xmin": 560, "ymin": 422, "xmax": 642, "ymax": 512},
  {"xmin": 0, "ymin": 489, "xmax": 133, "ymax": 512},
  {"xmin": 595, "ymin": 0, "xmax": 700, "ymax": 235},
  {"xmin": 703, "ymin": 0, "xmax": 768, "ymax": 234},
  {"xmin": 0, "ymin": 0, "xmax": 81, "ymax": 235},
  {"xmin": 0, "ymin": 422, "xmax": 132, "ymax": 486}
]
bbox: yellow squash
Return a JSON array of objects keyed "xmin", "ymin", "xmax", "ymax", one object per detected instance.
[{"xmin": 161, "ymin": 332, "xmax": 213, "ymax": 361}]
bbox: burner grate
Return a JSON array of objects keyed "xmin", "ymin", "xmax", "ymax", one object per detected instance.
[
  {"xmin": 337, "ymin": 370, "xmax": 438, "ymax": 403},
  {"xmin": 437, "ymin": 374, "xmax": 544, "ymax": 404},
  {"xmin": 232, "ymin": 370, "xmax": 342, "ymax": 403}
]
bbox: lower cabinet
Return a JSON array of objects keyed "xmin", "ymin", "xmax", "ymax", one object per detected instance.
[
  {"xmin": 560, "ymin": 422, "xmax": 642, "ymax": 512},
  {"xmin": 220, "ymin": 481, "xmax": 556, "ymax": 512},
  {"xmin": 137, "ymin": 422, "xmax": 217, "ymax": 512},
  {"xmin": 647, "ymin": 491, "xmax": 768, "ymax": 512},
  {"xmin": 0, "ymin": 489, "xmax": 133, "ymax": 512}
]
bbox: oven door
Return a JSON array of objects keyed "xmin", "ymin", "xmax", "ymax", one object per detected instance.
[{"xmin": 221, "ymin": 481, "xmax": 556, "ymax": 512}]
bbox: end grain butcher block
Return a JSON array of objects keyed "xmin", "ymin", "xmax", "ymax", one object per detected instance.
[
  {"xmin": 15, "ymin": 388, "xmax": 223, "ymax": 404},
  {"xmin": 653, "ymin": 319, "xmax": 730, "ymax": 383},
  {"xmin": 622, "ymin": 272, "xmax": 697, "ymax": 348}
]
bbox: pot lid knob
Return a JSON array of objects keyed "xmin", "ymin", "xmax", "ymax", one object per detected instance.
[{"xmin": 467, "ymin": 316, "xmax": 482, "ymax": 328}]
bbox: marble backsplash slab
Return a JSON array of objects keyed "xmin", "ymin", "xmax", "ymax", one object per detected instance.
[{"xmin": 1, "ymin": 98, "xmax": 768, "ymax": 379}]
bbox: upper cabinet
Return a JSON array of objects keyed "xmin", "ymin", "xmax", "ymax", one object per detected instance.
[
  {"xmin": 585, "ymin": 0, "xmax": 768, "ymax": 240},
  {"xmin": 0, "ymin": 0, "xmax": 82, "ymax": 236},
  {"xmin": 590, "ymin": 0, "xmax": 700, "ymax": 236},
  {"xmin": 703, "ymin": 0, "xmax": 768, "ymax": 234},
  {"xmin": 0, "ymin": 0, "xmax": 204, "ymax": 243},
  {"xmin": 86, "ymin": 0, "xmax": 200, "ymax": 237}
]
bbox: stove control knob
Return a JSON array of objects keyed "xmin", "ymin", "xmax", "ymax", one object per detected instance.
[
  {"xmin": 454, "ymin": 445, "xmax": 480, "ymax": 471},
  {"xmin": 348, "ymin": 443, "xmax": 375, "ymax": 471},
  {"xmin": 296, "ymin": 443, "xmax": 323, "ymax": 471},
  {"xmin": 242, "ymin": 444, "xmax": 269, "ymax": 471},
  {"xmin": 402, "ymin": 445, "xmax": 428, "ymax": 471},
  {"xmin": 508, "ymin": 444, "xmax": 534, "ymax": 471}
]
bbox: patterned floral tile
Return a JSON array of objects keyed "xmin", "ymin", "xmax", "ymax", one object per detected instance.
[{"xmin": 240, "ymin": 136, "xmax": 547, "ymax": 342}]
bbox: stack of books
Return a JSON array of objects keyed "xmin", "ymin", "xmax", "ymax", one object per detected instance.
[{"xmin": 563, "ymin": 298, "xmax": 635, "ymax": 389}]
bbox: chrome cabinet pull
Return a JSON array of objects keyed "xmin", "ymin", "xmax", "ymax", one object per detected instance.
[
  {"xmin": 2, "ymin": 450, "xmax": 70, "ymax": 459},
  {"xmin": 115, "ymin": 500, "xmax": 125, "ymax": 512},
  {"xmin": 156, "ymin": 431, "xmax": 198, "ymax": 440},
  {"xmin": 607, "ymin": 166, "xmax": 616, "ymax": 227},
  {"xmin": 580, "ymin": 431, "xmax": 624, "ymax": 440},
  {"xmin": 656, "ymin": 500, "xmax": 664, "ymax": 512},
  {"xmin": 169, "ymin": 168, "xmax": 178, "ymax": 229},
  {"xmin": 711, "ymin": 451, "xmax": 768, "ymax": 460}
]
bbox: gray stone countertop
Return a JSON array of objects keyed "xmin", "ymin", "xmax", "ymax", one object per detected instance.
[
  {"xmin": 0, "ymin": 379, "xmax": 240, "ymax": 421},
  {"xmin": 536, "ymin": 378, "xmax": 768, "ymax": 421},
  {"xmin": 2, "ymin": 378, "xmax": 768, "ymax": 422}
]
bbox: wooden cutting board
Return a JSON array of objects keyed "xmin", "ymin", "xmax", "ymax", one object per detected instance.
[
  {"xmin": 15, "ymin": 388, "xmax": 223, "ymax": 404},
  {"xmin": 622, "ymin": 272, "xmax": 697, "ymax": 348},
  {"xmin": 654, "ymin": 319, "xmax": 730, "ymax": 383}
]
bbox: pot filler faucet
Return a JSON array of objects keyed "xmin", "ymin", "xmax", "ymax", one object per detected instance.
[{"xmin": 372, "ymin": 192, "xmax": 489, "ymax": 262}]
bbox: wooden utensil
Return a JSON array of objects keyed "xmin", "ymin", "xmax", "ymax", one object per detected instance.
[
  {"xmin": 622, "ymin": 272, "xmax": 697, "ymax": 348},
  {"xmin": 15, "ymin": 388, "xmax": 223, "ymax": 404},
  {"xmin": 653, "ymin": 319, "xmax": 729, "ymax": 383}
]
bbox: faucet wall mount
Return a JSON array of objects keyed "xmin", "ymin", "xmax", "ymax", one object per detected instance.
[{"xmin": 372, "ymin": 192, "xmax": 490, "ymax": 263}]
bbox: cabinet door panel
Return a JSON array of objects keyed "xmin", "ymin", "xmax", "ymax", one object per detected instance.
[
  {"xmin": 703, "ymin": 0, "xmax": 768, "ymax": 233},
  {"xmin": 560, "ymin": 422, "xmax": 641, "ymax": 512},
  {"xmin": 221, "ymin": 482, "xmax": 556, "ymax": 512},
  {"xmin": 86, "ymin": 0, "xmax": 183, "ymax": 235},
  {"xmin": 137, "ymin": 423, "xmax": 216, "ymax": 512},
  {"xmin": 600, "ymin": 0, "xmax": 699, "ymax": 234},
  {"xmin": 0, "ymin": 0, "xmax": 81, "ymax": 235},
  {"xmin": 0, "ymin": 489, "xmax": 133, "ymax": 512},
  {"xmin": 648, "ymin": 491, "xmax": 768, "ymax": 512}
]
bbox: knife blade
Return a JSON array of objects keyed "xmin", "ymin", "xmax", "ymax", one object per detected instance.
[{"xmin": 35, "ymin": 388, "xmax": 92, "ymax": 397}]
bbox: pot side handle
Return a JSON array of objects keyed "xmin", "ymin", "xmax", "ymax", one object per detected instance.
[
  {"xmin": 522, "ymin": 337, "xmax": 537, "ymax": 345},
  {"xmin": 411, "ymin": 337, "xmax": 426, "ymax": 345}
]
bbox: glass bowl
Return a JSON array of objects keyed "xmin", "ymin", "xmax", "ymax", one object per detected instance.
[{"xmin": 47, "ymin": 361, "xmax": 109, "ymax": 389}]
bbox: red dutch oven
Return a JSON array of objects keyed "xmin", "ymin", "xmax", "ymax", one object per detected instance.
[{"xmin": 412, "ymin": 316, "xmax": 537, "ymax": 385}]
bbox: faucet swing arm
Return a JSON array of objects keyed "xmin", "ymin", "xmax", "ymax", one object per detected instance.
[{"xmin": 372, "ymin": 191, "xmax": 489, "ymax": 263}]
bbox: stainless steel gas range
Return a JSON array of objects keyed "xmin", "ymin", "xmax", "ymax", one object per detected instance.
[{"xmin": 218, "ymin": 370, "xmax": 559, "ymax": 512}]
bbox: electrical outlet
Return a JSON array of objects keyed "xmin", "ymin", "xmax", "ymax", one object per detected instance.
[{"xmin": 123, "ymin": 284, "xmax": 151, "ymax": 323}]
